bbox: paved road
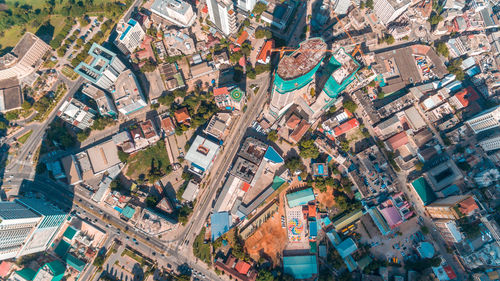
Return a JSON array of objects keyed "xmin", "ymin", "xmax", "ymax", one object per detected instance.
[{"xmin": 174, "ymin": 75, "xmax": 271, "ymax": 258}]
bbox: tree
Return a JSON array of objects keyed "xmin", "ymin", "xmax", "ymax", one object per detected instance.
[
  {"xmin": 77, "ymin": 129, "xmax": 90, "ymax": 142},
  {"xmin": 140, "ymin": 59, "xmax": 156, "ymax": 73},
  {"xmin": 255, "ymin": 28, "xmax": 272, "ymax": 39},
  {"xmin": 158, "ymin": 94, "xmax": 175, "ymax": 106},
  {"xmin": 267, "ymin": 130, "xmax": 278, "ymax": 142},
  {"xmin": 285, "ymin": 157, "xmax": 304, "ymax": 173},
  {"xmin": 298, "ymin": 139, "xmax": 320, "ymax": 159},
  {"xmin": 21, "ymin": 101, "xmax": 31, "ymax": 110},
  {"xmin": 256, "ymin": 270, "xmax": 275, "ymax": 281},
  {"xmin": 447, "ymin": 58, "xmax": 465, "ymax": 81},
  {"xmin": 421, "ymin": 226, "xmax": 429, "ymax": 234},
  {"xmin": 385, "ymin": 34, "xmax": 395, "ymax": 45},
  {"xmin": 0, "ymin": 121, "xmax": 7, "ymax": 130},
  {"xmin": 415, "ymin": 162, "xmax": 424, "ymax": 171},
  {"xmin": 429, "ymin": 13, "xmax": 443, "ymax": 25},
  {"xmin": 93, "ymin": 255, "xmax": 105, "ymax": 268},
  {"xmin": 118, "ymin": 149, "xmax": 129, "ymax": 163},
  {"xmin": 110, "ymin": 178, "xmax": 122, "ymax": 191},
  {"xmin": 5, "ymin": 111, "xmax": 19, "ymax": 121},
  {"xmin": 145, "ymin": 196, "xmax": 159, "ymax": 207},
  {"xmin": 343, "ymin": 99, "xmax": 357, "ymax": 113},
  {"xmin": 91, "ymin": 116, "xmax": 114, "ymax": 130},
  {"xmin": 436, "ymin": 42, "xmax": 449, "ymax": 57},
  {"xmin": 252, "ymin": 2, "xmax": 267, "ymax": 15},
  {"xmin": 366, "ymin": 0, "xmax": 374, "ymax": 9}
]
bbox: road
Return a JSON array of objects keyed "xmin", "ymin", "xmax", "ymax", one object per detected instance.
[{"xmin": 173, "ymin": 75, "xmax": 271, "ymax": 258}]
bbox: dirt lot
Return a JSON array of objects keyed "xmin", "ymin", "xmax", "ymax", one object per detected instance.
[
  {"xmin": 315, "ymin": 185, "xmax": 336, "ymax": 210},
  {"xmin": 245, "ymin": 194, "xmax": 287, "ymax": 264}
]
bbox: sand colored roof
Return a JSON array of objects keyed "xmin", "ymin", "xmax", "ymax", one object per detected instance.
[{"xmin": 86, "ymin": 140, "xmax": 121, "ymax": 174}]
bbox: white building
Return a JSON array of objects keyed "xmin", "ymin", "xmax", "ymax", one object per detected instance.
[
  {"xmin": 184, "ymin": 135, "xmax": 221, "ymax": 176},
  {"xmin": 74, "ymin": 43, "xmax": 127, "ymax": 90},
  {"xmin": 332, "ymin": 0, "xmax": 351, "ymax": 15},
  {"xmin": 57, "ymin": 98, "xmax": 96, "ymax": 130},
  {"xmin": 206, "ymin": 0, "xmax": 237, "ymax": 36},
  {"xmin": 0, "ymin": 199, "xmax": 67, "ymax": 260},
  {"xmin": 114, "ymin": 18, "xmax": 145, "ymax": 55},
  {"xmin": 151, "ymin": 0, "xmax": 196, "ymax": 27},
  {"xmin": 466, "ymin": 105, "xmax": 500, "ymax": 134},
  {"xmin": 434, "ymin": 219, "xmax": 463, "ymax": 243},
  {"xmin": 111, "ymin": 69, "xmax": 147, "ymax": 116},
  {"xmin": 479, "ymin": 134, "xmax": 500, "ymax": 151},
  {"xmin": 237, "ymin": 0, "xmax": 256, "ymax": 12},
  {"xmin": 374, "ymin": 0, "xmax": 412, "ymax": 26}
]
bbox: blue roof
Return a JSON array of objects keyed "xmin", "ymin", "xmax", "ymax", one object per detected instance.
[
  {"xmin": 264, "ymin": 146, "xmax": 284, "ymax": 164},
  {"xmin": 367, "ymin": 207, "xmax": 391, "ymax": 236},
  {"xmin": 309, "ymin": 220, "xmax": 318, "ymax": 237},
  {"xmin": 283, "ymin": 255, "xmax": 318, "ymax": 279},
  {"xmin": 211, "ymin": 212, "xmax": 231, "ymax": 241},
  {"xmin": 417, "ymin": 242, "xmax": 435, "ymax": 258},
  {"xmin": 286, "ymin": 188, "xmax": 315, "ymax": 208}
]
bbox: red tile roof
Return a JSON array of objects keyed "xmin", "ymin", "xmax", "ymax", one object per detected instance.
[
  {"xmin": 256, "ymin": 40, "xmax": 274, "ymax": 63},
  {"xmin": 214, "ymin": 87, "xmax": 229, "ymax": 96},
  {"xmin": 236, "ymin": 31, "xmax": 249, "ymax": 46},
  {"xmin": 234, "ymin": 261, "xmax": 251, "ymax": 275},
  {"xmin": 290, "ymin": 120, "xmax": 311, "ymax": 143},
  {"xmin": 454, "ymin": 86, "xmax": 479, "ymax": 107},
  {"xmin": 161, "ymin": 116, "xmax": 176, "ymax": 134},
  {"xmin": 333, "ymin": 118, "xmax": 359, "ymax": 137},
  {"xmin": 386, "ymin": 131, "xmax": 409, "ymax": 150},
  {"xmin": 444, "ymin": 266, "xmax": 457, "ymax": 280},
  {"xmin": 174, "ymin": 108, "xmax": 191, "ymax": 124},
  {"xmin": 241, "ymin": 182, "xmax": 250, "ymax": 192},
  {"xmin": 308, "ymin": 205, "xmax": 316, "ymax": 218},
  {"xmin": 286, "ymin": 114, "xmax": 301, "ymax": 129},
  {"xmin": 458, "ymin": 196, "xmax": 478, "ymax": 215}
]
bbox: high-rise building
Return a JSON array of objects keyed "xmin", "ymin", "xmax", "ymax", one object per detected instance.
[
  {"xmin": 74, "ymin": 43, "xmax": 127, "ymax": 90},
  {"xmin": 434, "ymin": 220, "xmax": 463, "ymax": 244},
  {"xmin": 0, "ymin": 199, "xmax": 67, "ymax": 260},
  {"xmin": 466, "ymin": 105, "xmax": 500, "ymax": 134},
  {"xmin": 332, "ymin": 0, "xmax": 351, "ymax": 15},
  {"xmin": 81, "ymin": 83, "xmax": 118, "ymax": 119},
  {"xmin": 479, "ymin": 133, "xmax": 500, "ymax": 152},
  {"xmin": 425, "ymin": 195, "xmax": 479, "ymax": 220},
  {"xmin": 237, "ymin": 0, "xmax": 256, "ymax": 12},
  {"xmin": 151, "ymin": 0, "xmax": 196, "ymax": 27},
  {"xmin": 114, "ymin": 18, "xmax": 146, "ymax": 55},
  {"xmin": 57, "ymin": 98, "xmax": 97, "ymax": 130},
  {"xmin": 206, "ymin": 0, "xmax": 237, "ymax": 36},
  {"xmin": 374, "ymin": 0, "xmax": 412, "ymax": 26}
]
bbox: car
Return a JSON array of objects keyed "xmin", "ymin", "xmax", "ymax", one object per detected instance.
[
  {"xmin": 132, "ymin": 238, "xmax": 137, "ymax": 242},
  {"xmin": 106, "ymin": 224, "xmax": 111, "ymax": 228},
  {"xmin": 89, "ymin": 205, "xmax": 94, "ymax": 209},
  {"xmin": 152, "ymin": 252, "xmax": 156, "ymax": 256},
  {"xmin": 126, "ymin": 236, "xmax": 130, "ymax": 240},
  {"xmin": 135, "ymin": 241, "xmax": 139, "ymax": 245}
]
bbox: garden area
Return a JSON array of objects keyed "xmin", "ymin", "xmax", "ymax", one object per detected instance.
[{"xmin": 125, "ymin": 141, "xmax": 171, "ymax": 183}]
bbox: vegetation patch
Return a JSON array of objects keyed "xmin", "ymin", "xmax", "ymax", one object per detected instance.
[
  {"xmin": 193, "ymin": 227, "xmax": 211, "ymax": 265},
  {"xmin": 17, "ymin": 130, "xmax": 33, "ymax": 144},
  {"xmin": 126, "ymin": 141, "xmax": 171, "ymax": 182}
]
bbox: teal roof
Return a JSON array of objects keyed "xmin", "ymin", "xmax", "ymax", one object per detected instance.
[
  {"xmin": 286, "ymin": 188, "xmax": 315, "ymax": 208},
  {"xmin": 44, "ymin": 260, "xmax": 65, "ymax": 281},
  {"xmin": 271, "ymin": 176, "xmax": 286, "ymax": 190},
  {"xmin": 357, "ymin": 256, "xmax": 373, "ymax": 270},
  {"xmin": 15, "ymin": 268, "xmax": 36, "ymax": 281},
  {"xmin": 264, "ymin": 146, "xmax": 284, "ymax": 164},
  {"xmin": 63, "ymin": 226, "xmax": 78, "ymax": 240},
  {"xmin": 368, "ymin": 207, "xmax": 391, "ymax": 236},
  {"xmin": 283, "ymin": 255, "xmax": 318, "ymax": 279},
  {"xmin": 121, "ymin": 205, "xmax": 136, "ymax": 219},
  {"xmin": 344, "ymin": 255, "xmax": 358, "ymax": 272},
  {"xmin": 273, "ymin": 60, "xmax": 323, "ymax": 94},
  {"xmin": 321, "ymin": 48, "xmax": 360, "ymax": 99},
  {"xmin": 335, "ymin": 238, "xmax": 357, "ymax": 258},
  {"xmin": 309, "ymin": 241, "xmax": 317, "ymax": 253},
  {"xmin": 54, "ymin": 240, "xmax": 71, "ymax": 258},
  {"xmin": 66, "ymin": 254, "xmax": 86, "ymax": 272},
  {"xmin": 411, "ymin": 177, "xmax": 437, "ymax": 205}
]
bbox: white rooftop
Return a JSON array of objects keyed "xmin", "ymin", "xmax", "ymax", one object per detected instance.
[{"xmin": 184, "ymin": 135, "xmax": 220, "ymax": 172}]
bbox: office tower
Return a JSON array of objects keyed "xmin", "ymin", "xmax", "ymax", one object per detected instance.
[
  {"xmin": 0, "ymin": 199, "xmax": 67, "ymax": 260},
  {"xmin": 374, "ymin": 0, "xmax": 412, "ymax": 26},
  {"xmin": 74, "ymin": 43, "xmax": 127, "ymax": 90},
  {"xmin": 466, "ymin": 105, "xmax": 500, "ymax": 134},
  {"xmin": 237, "ymin": 0, "xmax": 256, "ymax": 12},
  {"xmin": 206, "ymin": 0, "xmax": 237, "ymax": 36},
  {"xmin": 151, "ymin": 0, "xmax": 196, "ymax": 27},
  {"xmin": 114, "ymin": 18, "xmax": 146, "ymax": 55}
]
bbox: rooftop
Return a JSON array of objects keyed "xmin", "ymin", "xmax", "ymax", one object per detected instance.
[
  {"xmin": 0, "ymin": 201, "xmax": 39, "ymax": 220},
  {"xmin": 238, "ymin": 137, "xmax": 268, "ymax": 165},
  {"xmin": 184, "ymin": 135, "xmax": 220, "ymax": 172},
  {"xmin": 86, "ymin": 140, "xmax": 121, "ymax": 174},
  {"xmin": 283, "ymin": 255, "xmax": 318, "ymax": 280},
  {"xmin": 112, "ymin": 70, "xmax": 146, "ymax": 115},
  {"xmin": 286, "ymin": 188, "xmax": 315, "ymax": 208},
  {"xmin": 276, "ymin": 38, "xmax": 327, "ymax": 80},
  {"xmin": 411, "ymin": 177, "xmax": 436, "ymax": 206}
]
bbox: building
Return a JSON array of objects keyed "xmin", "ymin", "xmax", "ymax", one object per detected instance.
[
  {"xmin": 332, "ymin": 0, "xmax": 351, "ymax": 15},
  {"xmin": 0, "ymin": 77, "xmax": 23, "ymax": 113},
  {"xmin": 237, "ymin": 0, "xmax": 256, "ymax": 12},
  {"xmin": 0, "ymin": 199, "xmax": 67, "ymax": 260},
  {"xmin": 426, "ymin": 195, "xmax": 478, "ymax": 219},
  {"xmin": 213, "ymin": 87, "xmax": 245, "ymax": 111},
  {"xmin": 150, "ymin": 0, "xmax": 196, "ymax": 27},
  {"xmin": 214, "ymin": 254, "xmax": 257, "ymax": 281},
  {"xmin": 160, "ymin": 115, "xmax": 176, "ymax": 136},
  {"xmin": 114, "ymin": 18, "xmax": 145, "ymax": 55},
  {"xmin": 466, "ymin": 105, "xmax": 500, "ymax": 134},
  {"xmin": 204, "ymin": 113, "xmax": 231, "ymax": 140},
  {"xmin": 374, "ymin": 0, "xmax": 412, "ymax": 26},
  {"xmin": 435, "ymin": 219, "xmax": 463, "ymax": 243},
  {"xmin": 181, "ymin": 181, "xmax": 199, "ymax": 202},
  {"xmin": 86, "ymin": 140, "xmax": 122, "ymax": 175},
  {"xmin": 425, "ymin": 161, "xmax": 463, "ymax": 192},
  {"xmin": 81, "ymin": 83, "xmax": 118, "ymax": 118},
  {"xmin": 410, "ymin": 177, "xmax": 437, "ymax": 206},
  {"xmin": 286, "ymin": 188, "xmax": 315, "ymax": 208},
  {"xmin": 57, "ymin": 98, "xmax": 96, "ymax": 130},
  {"xmin": 174, "ymin": 107, "xmax": 191, "ymax": 125},
  {"xmin": 140, "ymin": 119, "xmax": 160, "ymax": 144},
  {"xmin": 282, "ymin": 255, "xmax": 318, "ymax": 280},
  {"xmin": 256, "ymin": 40, "xmax": 274, "ymax": 64},
  {"xmin": 158, "ymin": 63, "xmax": 185, "ymax": 92},
  {"xmin": 0, "ymin": 33, "xmax": 50, "ymax": 81},
  {"xmin": 74, "ymin": 43, "xmax": 127, "ymax": 90},
  {"xmin": 479, "ymin": 133, "xmax": 500, "ymax": 151},
  {"xmin": 184, "ymin": 135, "xmax": 220, "ymax": 175},
  {"xmin": 11, "ymin": 260, "xmax": 65, "ymax": 281},
  {"xmin": 261, "ymin": 2, "xmax": 295, "ymax": 31},
  {"xmin": 112, "ymin": 69, "xmax": 147, "ymax": 115},
  {"xmin": 206, "ymin": 0, "xmax": 237, "ymax": 35}
]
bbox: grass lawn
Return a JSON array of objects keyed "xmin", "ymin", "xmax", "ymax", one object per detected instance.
[
  {"xmin": 61, "ymin": 65, "xmax": 79, "ymax": 80},
  {"xmin": 122, "ymin": 248, "xmax": 145, "ymax": 264},
  {"xmin": 192, "ymin": 227, "xmax": 211, "ymax": 265},
  {"xmin": 126, "ymin": 141, "xmax": 170, "ymax": 180},
  {"xmin": 17, "ymin": 130, "xmax": 33, "ymax": 144}
]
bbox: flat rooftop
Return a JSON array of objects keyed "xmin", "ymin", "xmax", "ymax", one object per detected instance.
[
  {"xmin": 185, "ymin": 135, "xmax": 220, "ymax": 171},
  {"xmin": 86, "ymin": 140, "xmax": 121, "ymax": 174},
  {"xmin": 113, "ymin": 69, "xmax": 145, "ymax": 114},
  {"xmin": 151, "ymin": 0, "xmax": 191, "ymax": 15},
  {"xmin": 276, "ymin": 38, "xmax": 327, "ymax": 80}
]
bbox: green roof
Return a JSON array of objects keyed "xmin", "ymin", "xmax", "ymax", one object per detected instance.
[
  {"xmin": 15, "ymin": 268, "xmax": 36, "ymax": 281},
  {"xmin": 271, "ymin": 176, "xmax": 286, "ymax": 190},
  {"xmin": 230, "ymin": 88, "xmax": 244, "ymax": 102},
  {"xmin": 66, "ymin": 254, "xmax": 86, "ymax": 272},
  {"xmin": 54, "ymin": 240, "xmax": 71, "ymax": 258},
  {"xmin": 411, "ymin": 177, "xmax": 436, "ymax": 206},
  {"xmin": 283, "ymin": 255, "xmax": 318, "ymax": 279},
  {"xmin": 44, "ymin": 260, "xmax": 65, "ymax": 281},
  {"xmin": 309, "ymin": 241, "xmax": 317, "ymax": 253},
  {"xmin": 357, "ymin": 256, "xmax": 373, "ymax": 270},
  {"xmin": 286, "ymin": 188, "xmax": 315, "ymax": 208},
  {"xmin": 121, "ymin": 205, "xmax": 136, "ymax": 219},
  {"xmin": 332, "ymin": 209, "xmax": 363, "ymax": 231},
  {"xmin": 63, "ymin": 226, "xmax": 78, "ymax": 240}
]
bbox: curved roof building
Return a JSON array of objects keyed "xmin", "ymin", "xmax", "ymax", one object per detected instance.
[{"xmin": 269, "ymin": 38, "xmax": 327, "ymax": 118}]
